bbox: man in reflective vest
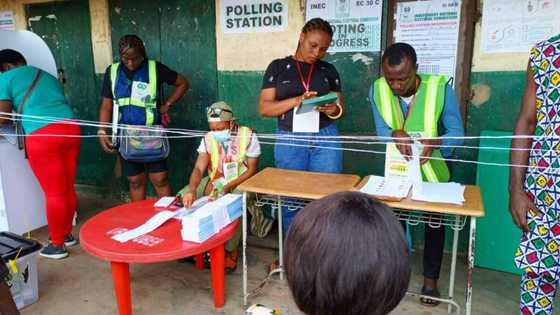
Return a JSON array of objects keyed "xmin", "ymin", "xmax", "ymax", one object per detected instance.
[
  {"xmin": 181, "ymin": 101, "xmax": 261, "ymax": 271},
  {"xmin": 369, "ymin": 43, "xmax": 464, "ymax": 306}
]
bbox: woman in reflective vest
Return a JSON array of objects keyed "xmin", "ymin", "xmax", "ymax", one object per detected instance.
[
  {"xmin": 97, "ymin": 34, "xmax": 189, "ymax": 201},
  {"xmin": 181, "ymin": 101, "xmax": 261, "ymax": 271}
]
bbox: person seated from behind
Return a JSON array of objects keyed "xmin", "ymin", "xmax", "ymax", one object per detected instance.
[
  {"xmin": 284, "ymin": 191, "xmax": 410, "ymax": 315},
  {"xmin": 180, "ymin": 101, "xmax": 260, "ymax": 271}
]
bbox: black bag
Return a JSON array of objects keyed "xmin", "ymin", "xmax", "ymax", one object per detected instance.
[{"xmin": 15, "ymin": 69, "xmax": 43, "ymax": 151}]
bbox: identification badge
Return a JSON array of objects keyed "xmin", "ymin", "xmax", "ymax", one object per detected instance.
[
  {"xmin": 131, "ymin": 81, "xmax": 150, "ymax": 101},
  {"xmin": 224, "ymin": 162, "xmax": 238, "ymax": 182}
]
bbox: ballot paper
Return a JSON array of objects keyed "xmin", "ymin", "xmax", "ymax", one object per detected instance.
[
  {"xmin": 359, "ymin": 175, "xmax": 411, "ymax": 200},
  {"xmin": 411, "ymin": 182, "xmax": 465, "ymax": 205},
  {"xmin": 153, "ymin": 197, "xmax": 176, "ymax": 208},
  {"xmin": 181, "ymin": 194, "xmax": 242, "ymax": 243},
  {"xmin": 292, "ymin": 107, "xmax": 319, "ymax": 133},
  {"xmin": 111, "ymin": 210, "xmax": 177, "ymax": 243}
]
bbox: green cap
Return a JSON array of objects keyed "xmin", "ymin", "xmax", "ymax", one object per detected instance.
[{"xmin": 207, "ymin": 101, "xmax": 235, "ymax": 122}]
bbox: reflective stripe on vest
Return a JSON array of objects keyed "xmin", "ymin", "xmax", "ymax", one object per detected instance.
[
  {"xmin": 207, "ymin": 126, "xmax": 251, "ymax": 182},
  {"xmin": 373, "ymin": 74, "xmax": 449, "ymax": 182},
  {"xmin": 110, "ymin": 60, "xmax": 157, "ymax": 126}
]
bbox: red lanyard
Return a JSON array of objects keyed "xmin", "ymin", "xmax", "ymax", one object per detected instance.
[{"xmin": 294, "ymin": 60, "xmax": 315, "ymax": 92}]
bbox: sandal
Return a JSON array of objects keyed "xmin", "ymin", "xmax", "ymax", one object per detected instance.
[
  {"xmin": 420, "ymin": 286, "xmax": 441, "ymax": 307},
  {"xmin": 268, "ymin": 260, "xmax": 280, "ymax": 274}
]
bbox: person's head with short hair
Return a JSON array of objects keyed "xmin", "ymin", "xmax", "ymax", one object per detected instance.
[
  {"xmin": 0, "ymin": 49, "xmax": 27, "ymax": 72},
  {"xmin": 284, "ymin": 191, "xmax": 410, "ymax": 315},
  {"xmin": 296, "ymin": 18, "xmax": 333, "ymax": 64},
  {"xmin": 118, "ymin": 34, "xmax": 147, "ymax": 72},
  {"xmin": 381, "ymin": 42, "xmax": 418, "ymax": 97}
]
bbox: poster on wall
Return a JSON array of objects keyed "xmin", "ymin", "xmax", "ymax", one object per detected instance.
[
  {"xmin": 220, "ymin": 0, "xmax": 288, "ymax": 33},
  {"xmin": 0, "ymin": 11, "xmax": 15, "ymax": 31},
  {"xmin": 306, "ymin": 0, "xmax": 383, "ymax": 52},
  {"xmin": 395, "ymin": 0, "xmax": 461, "ymax": 81},
  {"xmin": 481, "ymin": 0, "xmax": 560, "ymax": 53}
]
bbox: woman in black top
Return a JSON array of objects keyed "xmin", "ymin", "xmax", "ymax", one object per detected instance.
[{"xmin": 259, "ymin": 18, "xmax": 345, "ymax": 237}]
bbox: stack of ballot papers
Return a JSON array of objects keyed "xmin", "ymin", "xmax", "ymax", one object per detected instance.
[
  {"xmin": 181, "ymin": 194, "xmax": 242, "ymax": 243},
  {"xmin": 411, "ymin": 182, "xmax": 465, "ymax": 205},
  {"xmin": 359, "ymin": 175, "xmax": 412, "ymax": 200}
]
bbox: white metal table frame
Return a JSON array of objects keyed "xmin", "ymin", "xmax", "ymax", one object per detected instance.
[{"xmin": 242, "ymin": 193, "xmax": 478, "ymax": 315}]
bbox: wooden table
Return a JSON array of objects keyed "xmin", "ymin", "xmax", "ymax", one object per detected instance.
[
  {"xmin": 238, "ymin": 169, "xmax": 484, "ymax": 315},
  {"xmin": 355, "ymin": 176, "xmax": 485, "ymax": 315},
  {"xmin": 80, "ymin": 199, "xmax": 240, "ymax": 315}
]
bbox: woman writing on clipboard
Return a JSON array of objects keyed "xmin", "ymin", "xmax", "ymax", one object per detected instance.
[{"xmin": 259, "ymin": 18, "xmax": 345, "ymax": 237}]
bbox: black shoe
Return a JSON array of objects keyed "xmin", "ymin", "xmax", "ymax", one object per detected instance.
[
  {"xmin": 64, "ymin": 234, "xmax": 79, "ymax": 247},
  {"xmin": 39, "ymin": 243, "xmax": 69, "ymax": 260}
]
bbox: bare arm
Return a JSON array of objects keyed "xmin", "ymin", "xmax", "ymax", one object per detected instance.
[
  {"xmin": 223, "ymin": 157, "xmax": 259, "ymax": 193},
  {"xmin": 258, "ymin": 87, "xmax": 308, "ymax": 117},
  {"xmin": 182, "ymin": 153, "xmax": 209, "ymax": 207},
  {"xmin": 509, "ymin": 62, "xmax": 539, "ymax": 231},
  {"xmin": 0, "ymin": 100, "xmax": 12, "ymax": 126},
  {"xmin": 161, "ymin": 74, "xmax": 189, "ymax": 113},
  {"xmin": 97, "ymin": 97, "xmax": 115, "ymax": 152}
]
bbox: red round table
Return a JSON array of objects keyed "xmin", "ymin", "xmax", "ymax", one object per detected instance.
[{"xmin": 80, "ymin": 199, "xmax": 240, "ymax": 315}]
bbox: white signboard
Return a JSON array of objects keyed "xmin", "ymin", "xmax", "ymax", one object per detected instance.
[
  {"xmin": 481, "ymin": 0, "xmax": 560, "ymax": 53},
  {"xmin": 0, "ymin": 11, "xmax": 15, "ymax": 31},
  {"xmin": 395, "ymin": 0, "xmax": 461, "ymax": 81},
  {"xmin": 306, "ymin": 0, "xmax": 383, "ymax": 52},
  {"xmin": 220, "ymin": 0, "xmax": 288, "ymax": 33}
]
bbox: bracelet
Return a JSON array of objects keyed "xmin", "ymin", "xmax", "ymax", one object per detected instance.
[
  {"xmin": 97, "ymin": 129, "xmax": 107, "ymax": 136},
  {"xmin": 327, "ymin": 102, "xmax": 343, "ymax": 119}
]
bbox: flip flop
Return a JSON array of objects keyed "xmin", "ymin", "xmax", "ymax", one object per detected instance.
[{"xmin": 420, "ymin": 286, "xmax": 441, "ymax": 307}]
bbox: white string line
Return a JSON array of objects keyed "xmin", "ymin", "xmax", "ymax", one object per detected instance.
[
  {"xmin": 1, "ymin": 127, "xmax": 556, "ymax": 171},
  {"xmin": 260, "ymin": 140, "xmax": 560, "ymax": 173},
  {"xmin": 0, "ymin": 112, "xmax": 547, "ymax": 154},
  {"xmin": 0, "ymin": 111, "xmax": 551, "ymax": 141}
]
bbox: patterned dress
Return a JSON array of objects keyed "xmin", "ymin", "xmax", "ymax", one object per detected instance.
[{"xmin": 515, "ymin": 34, "xmax": 560, "ymax": 315}]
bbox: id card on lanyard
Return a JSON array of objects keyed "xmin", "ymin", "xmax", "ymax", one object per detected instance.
[
  {"xmin": 223, "ymin": 162, "xmax": 238, "ymax": 183},
  {"xmin": 292, "ymin": 60, "xmax": 320, "ymax": 133}
]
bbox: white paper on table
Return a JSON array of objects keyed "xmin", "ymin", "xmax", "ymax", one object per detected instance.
[
  {"xmin": 154, "ymin": 197, "xmax": 176, "ymax": 208},
  {"xmin": 292, "ymin": 107, "xmax": 319, "ymax": 133},
  {"xmin": 173, "ymin": 196, "xmax": 211, "ymax": 219},
  {"xmin": 111, "ymin": 210, "xmax": 177, "ymax": 243},
  {"xmin": 360, "ymin": 175, "xmax": 411, "ymax": 199},
  {"xmin": 412, "ymin": 182, "xmax": 465, "ymax": 205}
]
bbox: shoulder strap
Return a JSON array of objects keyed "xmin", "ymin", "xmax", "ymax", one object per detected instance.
[{"xmin": 18, "ymin": 69, "xmax": 43, "ymax": 115}]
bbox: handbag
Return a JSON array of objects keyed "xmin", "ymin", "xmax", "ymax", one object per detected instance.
[
  {"xmin": 118, "ymin": 125, "xmax": 170, "ymax": 163},
  {"xmin": 15, "ymin": 69, "xmax": 43, "ymax": 151}
]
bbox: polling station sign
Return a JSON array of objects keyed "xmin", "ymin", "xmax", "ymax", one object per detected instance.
[
  {"xmin": 220, "ymin": 0, "xmax": 288, "ymax": 33},
  {"xmin": 306, "ymin": 0, "xmax": 383, "ymax": 52}
]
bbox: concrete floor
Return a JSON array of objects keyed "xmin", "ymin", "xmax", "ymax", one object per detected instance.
[{"xmin": 15, "ymin": 189, "xmax": 537, "ymax": 315}]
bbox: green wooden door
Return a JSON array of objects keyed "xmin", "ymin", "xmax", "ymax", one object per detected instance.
[{"xmin": 26, "ymin": 0, "xmax": 114, "ymax": 187}]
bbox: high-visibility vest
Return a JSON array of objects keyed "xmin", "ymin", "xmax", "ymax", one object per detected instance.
[
  {"xmin": 205, "ymin": 126, "xmax": 252, "ymax": 184},
  {"xmin": 373, "ymin": 74, "xmax": 450, "ymax": 182},
  {"xmin": 110, "ymin": 60, "xmax": 157, "ymax": 126}
]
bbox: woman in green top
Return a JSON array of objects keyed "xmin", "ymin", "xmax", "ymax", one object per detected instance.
[{"xmin": 0, "ymin": 49, "xmax": 80, "ymax": 260}]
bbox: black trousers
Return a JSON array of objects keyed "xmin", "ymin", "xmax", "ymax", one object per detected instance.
[{"xmin": 402, "ymin": 221, "xmax": 445, "ymax": 280}]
